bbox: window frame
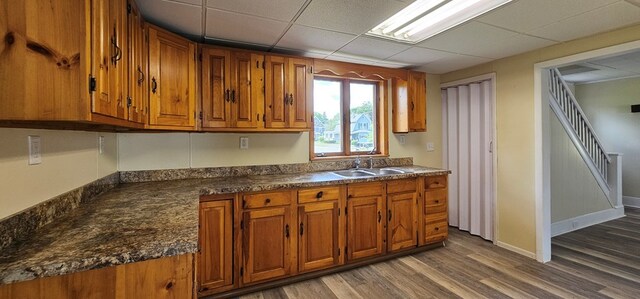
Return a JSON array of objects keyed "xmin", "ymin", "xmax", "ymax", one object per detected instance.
[{"xmin": 310, "ymin": 75, "xmax": 388, "ymax": 160}]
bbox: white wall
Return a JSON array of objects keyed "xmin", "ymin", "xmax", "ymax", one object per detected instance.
[
  {"xmin": 118, "ymin": 74, "xmax": 444, "ymax": 171},
  {"xmin": 575, "ymin": 77, "xmax": 640, "ymax": 198},
  {"xmin": 549, "ymin": 112, "xmax": 610, "ymax": 223},
  {"xmin": 0, "ymin": 128, "xmax": 117, "ymax": 220}
]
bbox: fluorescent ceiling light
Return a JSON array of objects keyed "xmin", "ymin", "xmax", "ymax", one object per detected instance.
[{"xmin": 367, "ymin": 0, "xmax": 513, "ymax": 44}]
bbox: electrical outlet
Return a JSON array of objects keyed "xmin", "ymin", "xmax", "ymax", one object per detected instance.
[
  {"xmin": 240, "ymin": 137, "xmax": 249, "ymax": 150},
  {"xmin": 426, "ymin": 142, "xmax": 435, "ymax": 152},
  {"xmin": 398, "ymin": 135, "xmax": 406, "ymax": 145},
  {"xmin": 28, "ymin": 135, "xmax": 42, "ymax": 165},
  {"xmin": 98, "ymin": 136, "xmax": 105, "ymax": 155}
]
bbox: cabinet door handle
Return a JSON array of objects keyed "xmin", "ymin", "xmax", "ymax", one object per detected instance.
[
  {"xmin": 151, "ymin": 77, "xmax": 157, "ymax": 94},
  {"xmin": 231, "ymin": 89, "xmax": 236, "ymax": 103},
  {"xmin": 411, "ymin": 101, "xmax": 415, "ymax": 111},
  {"xmin": 378, "ymin": 211, "xmax": 381, "ymax": 223},
  {"xmin": 300, "ymin": 222, "xmax": 304, "ymax": 235},
  {"xmin": 289, "ymin": 93, "xmax": 294, "ymax": 105},
  {"xmin": 316, "ymin": 191, "xmax": 323, "ymax": 199},
  {"xmin": 285, "ymin": 224, "xmax": 290, "ymax": 238},
  {"xmin": 225, "ymin": 89, "xmax": 230, "ymax": 102},
  {"xmin": 137, "ymin": 66, "xmax": 145, "ymax": 85},
  {"xmin": 284, "ymin": 94, "xmax": 289, "ymax": 105},
  {"xmin": 388, "ymin": 210, "xmax": 392, "ymax": 221}
]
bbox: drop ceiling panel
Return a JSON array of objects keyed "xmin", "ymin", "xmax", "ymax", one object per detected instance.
[
  {"xmin": 387, "ymin": 47, "xmax": 457, "ymax": 66},
  {"xmin": 295, "ymin": 0, "xmax": 410, "ymax": 35},
  {"xmin": 276, "ymin": 25, "xmax": 357, "ymax": 54},
  {"xmin": 527, "ymin": 2, "xmax": 640, "ymax": 42},
  {"xmin": 205, "ymin": 8, "xmax": 289, "ymax": 46},
  {"xmin": 205, "ymin": 0, "xmax": 306, "ymax": 21},
  {"xmin": 325, "ymin": 54, "xmax": 381, "ymax": 65},
  {"xmin": 336, "ymin": 36, "xmax": 411, "ymax": 60},
  {"xmin": 137, "ymin": 0, "xmax": 203, "ymax": 36},
  {"xmin": 273, "ymin": 47, "xmax": 330, "ymax": 59},
  {"xmin": 477, "ymin": 0, "xmax": 618, "ymax": 34},
  {"xmin": 417, "ymin": 54, "xmax": 493, "ymax": 74}
]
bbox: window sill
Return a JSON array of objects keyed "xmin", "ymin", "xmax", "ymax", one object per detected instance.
[{"xmin": 310, "ymin": 153, "xmax": 389, "ymax": 161}]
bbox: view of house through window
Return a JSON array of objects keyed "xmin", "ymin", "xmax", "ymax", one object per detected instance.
[{"xmin": 313, "ymin": 78, "xmax": 378, "ymax": 157}]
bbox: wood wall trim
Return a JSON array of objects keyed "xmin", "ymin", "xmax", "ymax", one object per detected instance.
[{"xmin": 313, "ymin": 59, "xmax": 408, "ymax": 81}]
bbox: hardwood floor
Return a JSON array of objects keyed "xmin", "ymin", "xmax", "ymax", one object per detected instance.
[{"xmin": 239, "ymin": 207, "xmax": 640, "ymax": 299}]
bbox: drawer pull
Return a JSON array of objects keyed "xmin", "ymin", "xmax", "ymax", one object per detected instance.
[
  {"xmin": 265, "ymin": 198, "xmax": 271, "ymax": 204},
  {"xmin": 435, "ymin": 200, "xmax": 440, "ymax": 204},
  {"xmin": 435, "ymin": 227, "xmax": 439, "ymax": 231},
  {"xmin": 316, "ymin": 191, "xmax": 323, "ymax": 199}
]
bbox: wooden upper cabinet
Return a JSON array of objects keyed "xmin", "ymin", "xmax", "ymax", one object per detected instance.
[
  {"xmin": 201, "ymin": 48, "xmax": 232, "ymax": 128},
  {"xmin": 298, "ymin": 201, "xmax": 340, "ymax": 273},
  {"xmin": 242, "ymin": 206, "xmax": 294, "ymax": 285},
  {"xmin": 346, "ymin": 182, "xmax": 385, "ymax": 261},
  {"xmin": 126, "ymin": 0, "xmax": 147, "ymax": 124},
  {"xmin": 392, "ymin": 71, "xmax": 427, "ymax": 133},
  {"xmin": 265, "ymin": 55, "xmax": 312, "ymax": 129},
  {"xmin": 408, "ymin": 71, "xmax": 427, "ymax": 131},
  {"xmin": 201, "ymin": 48, "xmax": 263, "ymax": 129},
  {"xmin": 148, "ymin": 26, "xmax": 196, "ymax": 129},
  {"xmin": 198, "ymin": 200, "xmax": 233, "ymax": 293},
  {"xmin": 92, "ymin": 0, "xmax": 128, "ymax": 120}
]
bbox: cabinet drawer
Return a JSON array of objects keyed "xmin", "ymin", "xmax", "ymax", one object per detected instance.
[
  {"xmin": 425, "ymin": 213, "xmax": 448, "ymax": 243},
  {"xmin": 347, "ymin": 182, "xmax": 384, "ymax": 198},
  {"xmin": 243, "ymin": 191, "xmax": 292, "ymax": 209},
  {"xmin": 424, "ymin": 189, "xmax": 447, "ymax": 214},
  {"xmin": 386, "ymin": 179, "xmax": 416, "ymax": 194},
  {"xmin": 425, "ymin": 175, "xmax": 447, "ymax": 189},
  {"xmin": 298, "ymin": 186, "xmax": 341, "ymax": 203}
]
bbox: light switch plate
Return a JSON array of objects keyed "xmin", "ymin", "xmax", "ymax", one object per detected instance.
[
  {"xmin": 398, "ymin": 135, "xmax": 406, "ymax": 145},
  {"xmin": 28, "ymin": 135, "xmax": 42, "ymax": 165},
  {"xmin": 240, "ymin": 137, "xmax": 249, "ymax": 150},
  {"xmin": 98, "ymin": 136, "xmax": 105, "ymax": 155}
]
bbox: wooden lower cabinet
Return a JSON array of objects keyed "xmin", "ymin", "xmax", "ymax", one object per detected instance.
[
  {"xmin": 241, "ymin": 205, "xmax": 295, "ymax": 285},
  {"xmin": 387, "ymin": 183, "xmax": 419, "ymax": 252},
  {"xmin": 198, "ymin": 199, "xmax": 233, "ymax": 294},
  {"xmin": 346, "ymin": 182, "xmax": 386, "ymax": 261},
  {"xmin": 423, "ymin": 175, "xmax": 449, "ymax": 244},
  {"xmin": 298, "ymin": 201, "xmax": 340, "ymax": 272},
  {"xmin": 0, "ymin": 254, "xmax": 193, "ymax": 299}
]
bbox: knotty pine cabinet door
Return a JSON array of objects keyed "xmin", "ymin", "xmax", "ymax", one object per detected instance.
[
  {"xmin": 230, "ymin": 52, "xmax": 262, "ymax": 128},
  {"xmin": 265, "ymin": 55, "xmax": 312, "ymax": 129},
  {"xmin": 387, "ymin": 192, "xmax": 418, "ymax": 252},
  {"xmin": 198, "ymin": 200, "xmax": 233, "ymax": 293},
  {"xmin": 242, "ymin": 206, "xmax": 295, "ymax": 284},
  {"xmin": 126, "ymin": 0, "xmax": 147, "ymax": 124},
  {"xmin": 346, "ymin": 195, "xmax": 385, "ymax": 261},
  {"xmin": 148, "ymin": 26, "xmax": 196, "ymax": 129},
  {"xmin": 92, "ymin": 0, "xmax": 128, "ymax": 120},
  {"xmin": 298, "ymin": 201, "xmax": 340, "ymax": 273},
  {"xmin": 408, "ymin": 71, "xmax": 426, "ymax": 131},
  {"xmin": 201, "ymin": 47, "xmax": 232, "ymax": 128}
]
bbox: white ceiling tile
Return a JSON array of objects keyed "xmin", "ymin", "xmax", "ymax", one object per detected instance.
[
  {"xmin": 527, "ymin": 2, "xmax": 640, "ymax": 42},
  {"xmin": 205, "ymin": 8, "xmax": 289, "ymax": 46},
  {"xmin": 276, "ymin": 25, "xmax": 356, "ymax": 53},
  {"xmin": 137, "ymin": 0, "xmax": 203, "ymax": 36},
  {"xmin": 477, "ymin": 0, "xmax": 618, "ymax": 33},
  {"xmin": 415, "ymin": 54, "xmax": 493, "ymax": 74},
  {"xmin": 206, "ymin": 0, "xmax": 306, "ymax": 22},
  {"xmin": 325, "ymin": 54, "xmax": 381, "ymax": 66},
  {"xmin": 336, "ymin": 36, "xmax": 411, "ymax": 60},
  {"xmin": 387, "ymin": 47, "xmax": 456, "ymax": 66},
  {"xmin": 374, "ymin": 61, "xmax": 411, "ymax": 68},
  {"xmin": 295, "ymin": 0, "xmax": 409, "ymax": 35},
  {"xmin": 417, "ymin": 21, "xmax": 519, "ymax": 58}
]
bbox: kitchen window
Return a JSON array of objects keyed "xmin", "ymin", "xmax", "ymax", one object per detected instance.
[{"xmin": 312, "ymin": 77, "xmax": 386, "ymax": 158}]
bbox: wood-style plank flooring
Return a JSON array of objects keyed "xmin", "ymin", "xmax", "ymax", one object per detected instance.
[{"xmin": 240, "ymin": 207, "xmax": 640, "ymax": 298}]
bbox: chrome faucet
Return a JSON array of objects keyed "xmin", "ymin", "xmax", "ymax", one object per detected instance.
[
  {"xmin": 354, "ymin": 156, "xmax": 361, "ymax": 169},
  {"xmin": 368, "ymin": 156, "xmax": 374, "ymax": 169}
]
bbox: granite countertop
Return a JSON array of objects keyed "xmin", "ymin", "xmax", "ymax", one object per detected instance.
[{"xmin": 0, "ymin": 165, "xmax": 448, "ymax": 285}]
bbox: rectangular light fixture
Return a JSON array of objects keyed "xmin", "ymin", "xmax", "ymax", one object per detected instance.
[{"xmin": 367, "ymin": 0, "xmax": 513, "ymax": 44}]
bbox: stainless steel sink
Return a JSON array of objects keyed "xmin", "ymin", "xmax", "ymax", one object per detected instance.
[
  {"xmin": 375, "ymin": 168, "xmax": 406, "ymax": 175},
  {"xmin": 332, "ymin": 169, "xmax": 377, "ymax": 178}
]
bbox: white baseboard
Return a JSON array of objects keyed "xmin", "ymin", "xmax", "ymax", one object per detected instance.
[
  {"xmin": 496, "ymin": 241, "xmax": 536, "ymax": 259},
  {"xmin": 623, "ymin": 196, "xmax": 640, "ymax": 208},
  {"xmin": 551, "ymin": 207, "xmax": 625, "ymax": 237}
]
